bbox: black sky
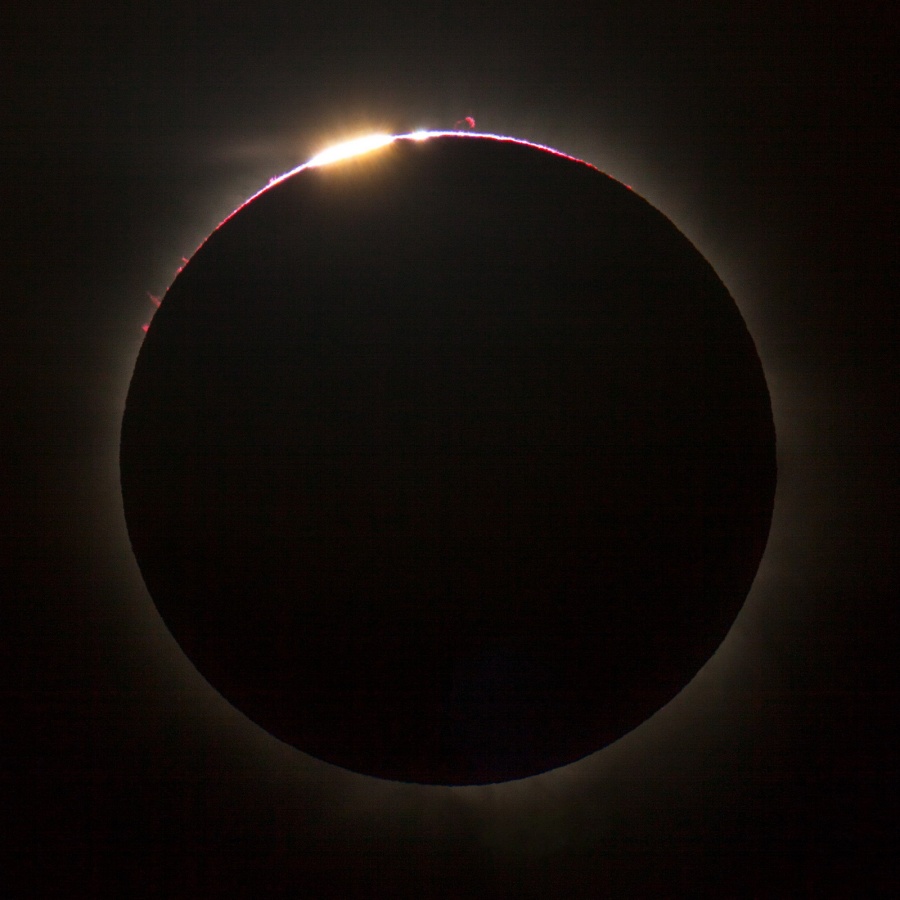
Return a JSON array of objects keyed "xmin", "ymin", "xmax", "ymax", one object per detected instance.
[{"xmin": 4, "ymin": 2, "xmax": 896, "ymax": 895}]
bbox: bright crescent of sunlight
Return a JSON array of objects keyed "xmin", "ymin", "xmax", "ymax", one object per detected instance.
[{"xmin": 306, "ymin": 134, "xmax": 396, "ymax": 167}]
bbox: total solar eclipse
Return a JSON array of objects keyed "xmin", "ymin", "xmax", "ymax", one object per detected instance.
[{"xmin": 120, "ymin": 132, "xmax": 776, "ymax": 785}]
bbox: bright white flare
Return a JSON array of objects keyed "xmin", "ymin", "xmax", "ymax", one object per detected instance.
[{"xmin": 306, "ymin": 134, "xmax": 395, "ymax": 168}]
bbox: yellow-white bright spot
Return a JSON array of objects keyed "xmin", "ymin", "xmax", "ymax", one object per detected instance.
[{"xmin": 306, "ymin": 134, "xmax": 395, "ymax": 168}]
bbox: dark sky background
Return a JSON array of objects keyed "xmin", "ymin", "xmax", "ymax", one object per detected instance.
[{"xmin": 4, "ymin": 2, "xmax": 896, "ymax": 895}]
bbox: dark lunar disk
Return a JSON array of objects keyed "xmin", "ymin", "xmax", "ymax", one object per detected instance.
[{"xmin": 121, "ymin": 135, "xmax": 775, "ymax": 784}]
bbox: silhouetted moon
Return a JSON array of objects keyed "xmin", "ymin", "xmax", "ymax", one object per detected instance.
[{"xmin": 120, "ymin": 134, "xmax": 775, "ymax": 784}]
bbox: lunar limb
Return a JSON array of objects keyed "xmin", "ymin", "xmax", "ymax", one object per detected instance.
[{"xmin": 121, "ymin": 134, "xmax": 775, "ymax": 784}]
